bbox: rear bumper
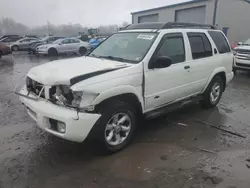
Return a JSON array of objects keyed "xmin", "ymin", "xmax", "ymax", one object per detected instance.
[
  {"xmin": 3, "ymin": 50, "xmax": 12, "ymax": 55},
  {"xmin": 19, "ymin": 87, "xmax": 101, "ymax": 142}
]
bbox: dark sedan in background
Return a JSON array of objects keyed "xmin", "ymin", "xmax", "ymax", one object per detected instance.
[{"xmin": 0, "ymin": 43, "xmax": 12, "ymax": 58}]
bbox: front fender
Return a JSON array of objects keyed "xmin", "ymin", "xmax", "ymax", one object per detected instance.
[
  {"xmin": 92, "ymin": 85, "xmax": 144, "ymax": 111},
  {"xmin": 202, "ymin": 67, "xmax": 226, "ymax": 93}
]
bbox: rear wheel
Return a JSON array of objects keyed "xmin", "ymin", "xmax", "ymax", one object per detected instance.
[
  {"xmin": 79, "ymin": 47, "xmax": 87, "ymax": 56},
  {"xmin": 48, "ymin": 48, "xmax": 58, "ymax": 56},
  {"xmin": 200, "ymin": 76, "xmax": 223, "ymax": 109},
  {"xmin": 90, "ymin": 101, "xmax": 137, "ymax": 153},
  {"xmin": 12, "ymin": 45, "xmax": 19, "ymax": 51}
]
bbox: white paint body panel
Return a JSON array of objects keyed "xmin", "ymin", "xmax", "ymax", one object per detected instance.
[
  {"xmin": 19, "ymin": 28, "xmax": 234, "ymax": 143},
  {"xmin": 19, "ymin": 87, "xmax": 101, "ymax": 142}
]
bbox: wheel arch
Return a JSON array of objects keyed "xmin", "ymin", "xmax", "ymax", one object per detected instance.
[
  {"xmin": 202, "ymin": 67, "xmax": 226, "ymax": 93},
  {"xmin": 92, "ymin": 86, "xmax": 144, "ymax": 115}
]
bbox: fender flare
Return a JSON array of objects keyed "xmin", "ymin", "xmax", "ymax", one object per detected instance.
[
  {"xmin": 202, "ymin": 67, "xmax": 226, "ymax": 93},
  {"xmin": 92, "ymin": 85, "xmax": 144, "ymax": 111}
]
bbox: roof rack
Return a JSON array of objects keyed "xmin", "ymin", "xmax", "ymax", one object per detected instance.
[
  {"xmin": 123, "ymin": 22, "xmax": 217, "ymax": 30},
  {"xmin": 162, "ymin": 22, "xmax": 217, "ymax": 29}
]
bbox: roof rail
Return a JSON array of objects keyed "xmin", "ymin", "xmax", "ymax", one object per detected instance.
[
  {"xmin": 162, "ymin": 22, "xmax": 217, "ymax": 29},
  {"xmin": 123, "ymin": 22, "xmax": 217, "ymax": 31}
]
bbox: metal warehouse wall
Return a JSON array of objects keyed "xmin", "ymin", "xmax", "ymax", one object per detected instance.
[
  {"xmin": 216, "ymin": 0, "xmax": 250, "ymax": 43},
  {"xmin": 132, "ymin": 0, "xmax": 215, "ymax": 24}
]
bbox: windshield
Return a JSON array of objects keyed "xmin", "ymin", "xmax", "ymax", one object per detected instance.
[
  {"xmin": 89, "ymin": 32, "xmax": 157, "ymax": 63},
  {"xmin": 243, "ymin": 39, "xmax": 250, "ymax": 45}
]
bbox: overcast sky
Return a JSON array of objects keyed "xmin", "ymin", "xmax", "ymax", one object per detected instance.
[{"xmin": 0, "ymin": 0, "xmax": 189, "ymax": 27}]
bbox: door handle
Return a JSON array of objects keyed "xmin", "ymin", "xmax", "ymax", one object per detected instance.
[{"xmin": 184, "ymin": 65, "xmax": 190, "ymax": 69}]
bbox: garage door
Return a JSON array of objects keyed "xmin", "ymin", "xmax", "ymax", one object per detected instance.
[
  {"xmin": 175, "ymin": 6, "xmax": 206, "ymax": 24},
  {"xmin": 138, "ymin": 14, "xmax": 159, "ymax": 23}
]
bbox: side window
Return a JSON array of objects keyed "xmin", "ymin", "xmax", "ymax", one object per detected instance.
[
  {"xmin": 208, "ymin": 31, "xmax": 230, "ymax": 53},
  {"xmin": 62, "ymin": 39, "xmax": 71, "ymax": 44},
  {"xmin": 71, "ymin": 39, "xmax": 80, "ymax": 43},
  {"xmin": 188, "ymin": 33, "xmax": 212, "ymax": 59},
  {"xmin": 2, "ymin": 38, "xmax": 13, "ymax": 42},
  {"xmin": 155, "ymin": 34, "xmax": 185, "ymax": 64}
]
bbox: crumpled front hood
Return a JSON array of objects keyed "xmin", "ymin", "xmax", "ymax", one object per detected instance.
[{"xmin": 27, "ymin": 56, "xmax": 129, "ymax": 85}]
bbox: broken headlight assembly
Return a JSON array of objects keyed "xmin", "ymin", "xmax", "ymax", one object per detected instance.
[{"xmin": 50, "ymin": 85, "xmax": 97, "ymax": 111}]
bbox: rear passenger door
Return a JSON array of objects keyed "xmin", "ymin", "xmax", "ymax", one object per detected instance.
[
  {"xmin": 208, "ymin": 31, "xmax": 233, "ymax": 74},
  {"xmin": 185, "ymin": 32, "xmax": 215, "ymax": 94}
]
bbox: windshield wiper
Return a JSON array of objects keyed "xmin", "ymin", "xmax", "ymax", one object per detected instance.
[
  {"xmin": 89, "ymin": 54, "xmax": 102, "ymax": 58},
  {"xmin": 100, "ymin": 56, "xmax": 125, "ymax": 62}
]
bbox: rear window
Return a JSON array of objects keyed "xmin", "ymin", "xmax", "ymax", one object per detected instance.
[
  {"xmin": 208, "ymin": 31, "xmax": 231, "ymax": 53},
  {"xmin": 188, "ymin": 32, "xmax": 212, "ymax": 59}
]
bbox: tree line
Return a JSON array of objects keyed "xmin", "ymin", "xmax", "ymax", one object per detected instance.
[{"xmin": 0, "ymin": 17, "xmax": 129, "ymax": 37}]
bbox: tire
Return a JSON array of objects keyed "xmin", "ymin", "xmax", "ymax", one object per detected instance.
[
  {"xmin": 48, "ymin": 48, "xmax": 58, "ymax": 56},
  {"xmin": 12, "ymin": 45, "xmax": 19, "ymax": 51},
  {"xmin": 200, "ymin": 76, "xmax": 224, "ymax": 109},
  {"xmin": 0, "ymin": 51, "xmax": 2, "ymax": 58},
  {"xmin": 233, "ymin": 67, "xmax": 237, "ymax": 75},
  {"xmin": 90, "ymin": 100, "xmax": 137, "ymax": 153},
  {"xmin": 79, "ymin": 47, "xmax": 87, "ymax": 56}
]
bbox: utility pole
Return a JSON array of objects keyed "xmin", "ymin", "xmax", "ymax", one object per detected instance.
[{"xmin": 213, "ymin": 0, "xmax": 219, "ymax": 25}]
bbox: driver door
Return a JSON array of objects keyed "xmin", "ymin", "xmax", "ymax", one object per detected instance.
[
  {"xmin": 144, "ymin": 33, "xmax": 191, "ymax": 111},
  {"xmin": 57, "ymin": 39, "xmax": 71, "ymax": 53}
]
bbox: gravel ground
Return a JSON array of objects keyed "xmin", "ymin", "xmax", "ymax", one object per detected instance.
[{"xmin": 0, "ymin": 53, "xmax": 250, "ymax": 188}]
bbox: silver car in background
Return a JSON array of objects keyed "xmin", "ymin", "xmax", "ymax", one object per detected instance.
[
  {"xmin": 11, "ymin": 37, "xmax": 39, "ymax": 51},
  {"xmin": 36, "ymin": 37, "xmax": 91, "ymax": 56}
]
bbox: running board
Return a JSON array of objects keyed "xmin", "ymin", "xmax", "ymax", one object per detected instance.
[{"xmin": 144, "ymin": 95, "xmax": 203, "ymax": 120}]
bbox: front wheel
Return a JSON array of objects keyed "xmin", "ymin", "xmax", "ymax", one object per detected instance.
[
  {"xmin": 48, "ymin": 48, "xmax": 58, "ymax": 56},
  {"xmin": 90, "ymin": 101, "xmax": 137, "ymax": 153},
  {"xmin": 79, "ymin": 47, "xmax": 87, "ymax": 56},
  {"xmin": 12, "ymin": 45, "xmax": 19, "ymax": 51},
  {"xmin": 200, "ymin": 76, "xmax": 223, "ymax": 109}
]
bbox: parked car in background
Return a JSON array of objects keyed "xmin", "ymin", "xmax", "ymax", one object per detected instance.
[
  {"xmin": 28, "ymin": 36, "xmax": 64, "ymax": 54},
  {"xmin": 36, "ymin": 37, "xmax": 91, "ymax": 56},
  {"xmin": 233, "ymin": 38, "xmax": 250, "ymax": 73},
  {"xmin": 0, "ymin": 43, "xmax": 12, "ymax": 58},
  {"xmin": 0, "ymin": 35, "xmax": 22, "ymax": 46},
  {"xmin": 11, "ymin": 37, "xmax": 39, "ymax": 51},
  {"xmin": 0, "ymin": 35, "xmax": 21, "ymax": 41},
  {"xmin": 89, "ymin": 37, "xmax": 107, "ymax": 49},
  {"xmin": 23, "ymin": 35, "xmax": 39, "ymax": 38},
  {"xmin": 16, "ymin": 22, "xmax": 234, "ymax": 153}
]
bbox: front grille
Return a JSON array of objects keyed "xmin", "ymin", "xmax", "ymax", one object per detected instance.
[
  {"xmin": 26, "ymin": 77, "xmax": 45, "ymax": 98},
  {"xmin": 235, "ymin": 49, "xmax": 250, "ymax": 54},
  {"xmin": 236, "ymin": 63, "xmax": 250, "ymax": 68}
]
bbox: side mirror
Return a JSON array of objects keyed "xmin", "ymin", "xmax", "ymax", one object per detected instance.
[
  {"xmin": 238, "ymin": 42, "xmax": 243, "ymax": 46},
  {"xmin": 58, "ymin": 42, "xmax": 62, "ymax": 45},
  {"xmin": 149, "ymin": 56, "xmax": 172, "ymax": 69}
]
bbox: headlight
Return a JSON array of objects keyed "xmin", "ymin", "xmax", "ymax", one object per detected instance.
[
  {"xmin": 51, "ymin": 86, "xmax": 97, "ymax": 110},
  {"xmin": 233, "ymin": 50, "xmax": 237, "ymax": 55}
]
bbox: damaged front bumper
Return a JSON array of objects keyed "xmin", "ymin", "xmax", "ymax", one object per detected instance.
[{"xmin": 17, "ymin": 86, "xmax": 101, "ymax": 142}]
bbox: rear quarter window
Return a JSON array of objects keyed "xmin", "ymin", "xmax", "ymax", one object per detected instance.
[{"xmin": 208, "ymin": 31, "xmax": 231, "ymax": 53}]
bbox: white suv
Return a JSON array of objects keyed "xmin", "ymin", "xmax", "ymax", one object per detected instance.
[
  {"xmin": 233, "ymin": 38, "xmax": 250, "ymax": 73},
  {"xmin": 15, "ymin": 22, "xmax": 234, "ymax": 153}
]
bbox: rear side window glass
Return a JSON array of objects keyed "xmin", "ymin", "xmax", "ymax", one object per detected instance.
[
  {"xmin": 208, "ymin": 31, "xmax": 230, "ymax": 53},
  {"xmin": 188, "ymin": 33, "xmax": 212, "ymax": 59},
  {"xmin": 156, "ymin": 34, "xmax": 185, "ymax": 64}
]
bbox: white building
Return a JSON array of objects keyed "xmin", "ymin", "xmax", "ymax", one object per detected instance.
[{"xmin": 131, "ymin": 0, "xmax": 250, "ymax": 43}]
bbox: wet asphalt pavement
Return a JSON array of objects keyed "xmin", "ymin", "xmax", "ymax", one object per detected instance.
[{"xmin": 0, "ymin": 53, "xmax": 250, "ymax": 188}]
